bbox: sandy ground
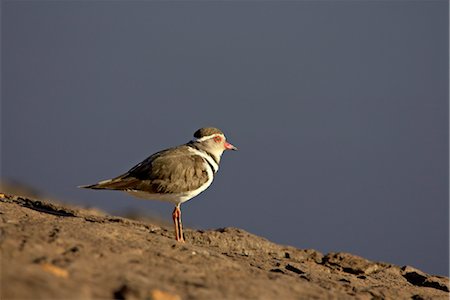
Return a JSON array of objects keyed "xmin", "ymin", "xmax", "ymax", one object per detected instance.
[{"xmin": 0, "ymin": 194, "xmax": 448, "ymax": 300}]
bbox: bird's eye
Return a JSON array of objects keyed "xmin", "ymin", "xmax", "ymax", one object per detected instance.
[{"xmin": 214, "ymin": 136, "xmax": 222, "ymax": 143}]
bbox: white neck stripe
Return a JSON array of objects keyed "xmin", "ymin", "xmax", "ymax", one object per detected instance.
[{"xmin": 187, "ymin": 147, "xmax": 219, "ymax": 173}]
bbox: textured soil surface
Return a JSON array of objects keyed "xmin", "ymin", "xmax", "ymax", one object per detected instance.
[{"xmin": 1, "ymin": 194, "xmax": 449, "ymax": 300}]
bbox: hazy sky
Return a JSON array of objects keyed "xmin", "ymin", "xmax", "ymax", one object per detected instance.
[{"xmin": 2, "ymin": 1, "xmax": 448, "ymax": 276}]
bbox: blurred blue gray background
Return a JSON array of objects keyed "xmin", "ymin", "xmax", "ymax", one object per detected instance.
[{"xmin": 2, "ymin": 1, "xmax": 448, "ymax": 275}]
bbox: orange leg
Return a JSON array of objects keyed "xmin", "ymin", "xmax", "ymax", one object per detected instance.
[
  {"xmin": 172, "ymin": 205, "xmax": 185, "ymax": 242},
  {"xmin": 172, "ymin": 206, "xmax": 179, "ymax": 241},
  {"xmin": 177, "ymin": 206, "xmax": 184, "ymax": 242}
]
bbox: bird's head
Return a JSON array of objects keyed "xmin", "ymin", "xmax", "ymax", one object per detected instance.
[{"xmin": 191, "ymin": 127, "xmax": 237, "ymax": 161}]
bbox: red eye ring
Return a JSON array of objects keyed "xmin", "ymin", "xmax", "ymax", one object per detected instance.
[{"xmin": 214, "ymin": 136, "xmax": 222, "ymax": 143}]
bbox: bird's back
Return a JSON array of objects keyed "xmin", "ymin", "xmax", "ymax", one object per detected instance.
[{"xmin": 81, "ymin": 145, "xmax": 211, "ymax": 196}]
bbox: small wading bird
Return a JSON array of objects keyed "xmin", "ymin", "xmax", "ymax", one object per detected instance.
[{"xmin": 80, "ymin": 127, "xmax": 237, "ymax": 242}]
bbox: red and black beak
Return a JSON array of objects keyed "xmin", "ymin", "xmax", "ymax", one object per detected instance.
[{"xmin": 224, "ymin": 141, "xmax": 238, "ymax": 151}]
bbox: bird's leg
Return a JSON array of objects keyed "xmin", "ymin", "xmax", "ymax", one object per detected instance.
[
  {"xmin": 172, "ymin": 205, "xmax": 185, "ymax": 242},
  {"xmin": 172, "ymin": 206, "xmax": 180, "ymax": 242},
  {"xmin": 177, "ymin": 206, "xmax": 184, "ymax": 242}
]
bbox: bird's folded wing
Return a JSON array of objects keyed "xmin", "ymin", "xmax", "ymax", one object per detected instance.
[{"xmin": 91, "ymin": 146, "xmax": 210, "ymax": 194}]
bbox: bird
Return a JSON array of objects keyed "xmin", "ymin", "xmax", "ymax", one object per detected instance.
[{"xmin": 79, "ymin": 127, "xmax": 237, "ymax": 242}]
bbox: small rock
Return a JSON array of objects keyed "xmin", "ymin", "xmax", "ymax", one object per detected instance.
[
  {"xmin": 149, "ymin": 226, "xmax": 160, "ymax": 233},
  {"xmin": 402, "ymin": 266, "xmax": 450, "ymax": 292},
  {"xmin": 270, "ymin": 268, "xmax": 285, "ymax": 274},
  {"xmin": 285, "ymin": 263, "xmax": 305, "ymax": 275},
  {"xmin": 401, "ymin": 266, "xmax": 427, "ymax": 285},
  {"xmin": 40, "ymin": 263, "xmax": 69, "ymax": 278},
  {"xmin": 299, "ymin": 274, "xmax": 310, "ymax": 281},
  {"xmin": 150, "ymin": 289, "xmax": 181, "ymax": 300},
  {"xmin": 322, "ymin": 252, "xmax": 380, "ymax": 275}
]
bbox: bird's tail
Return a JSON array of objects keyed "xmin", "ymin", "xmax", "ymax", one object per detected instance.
[{"xmin": 78, "ymin": 177, "xmax": 135, "ymax": 190}]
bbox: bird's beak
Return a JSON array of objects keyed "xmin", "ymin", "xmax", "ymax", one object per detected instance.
[{"xmin": 224, "ymin": 141, "xmax": 238, "ymax": 151}]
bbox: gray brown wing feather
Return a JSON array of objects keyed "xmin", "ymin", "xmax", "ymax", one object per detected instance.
[{"xmin": 82, "ymin": 146, "xmax": 210, "ymax": 194}]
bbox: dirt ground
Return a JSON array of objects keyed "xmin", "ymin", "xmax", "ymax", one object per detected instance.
[{"xmin": 0, "ymin": 194, "xmax": 448, "ymax": 300}]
